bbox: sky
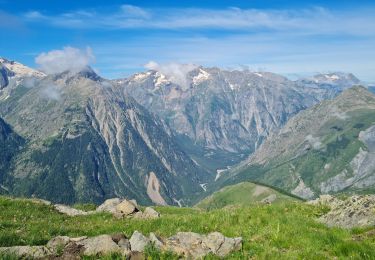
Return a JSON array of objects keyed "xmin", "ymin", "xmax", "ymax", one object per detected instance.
[{"xmin": 1, "ymin": 0, "xmax": 375, "ymax": 81}]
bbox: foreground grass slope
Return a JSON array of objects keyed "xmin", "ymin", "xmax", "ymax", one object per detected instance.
[
  {"xmin": 196, "ymin": 182, "xmax": 299, "ymax": 210},
  {"xmin": 1, "ymin": 196, "xmax": 375, "ymax": 259}
]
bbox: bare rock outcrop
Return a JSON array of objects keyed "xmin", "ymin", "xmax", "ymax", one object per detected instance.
[
  {"xmin": 0, "ymin": 231, "xmax": 242, "ymax": 259},
  {"xmin": 308, "ymin": 195, "xmax": 375, "ymax": 228}
]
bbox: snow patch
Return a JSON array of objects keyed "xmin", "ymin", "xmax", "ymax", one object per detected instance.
[
  {"xmin": 154, "ymin": 72, "xmax": 169, "ymax": 87},
  {"xmin": 193, "ymin": 69, "xmax": 210, "ymax": 85},
  {"xmin": 200, "ymin": 183, "xmax": 207, "ymax": 192},
  {"xmin": 215, "ymin": 169, "xmax": 227, "ymax": 181}
]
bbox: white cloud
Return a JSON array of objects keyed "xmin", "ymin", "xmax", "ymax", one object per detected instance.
[
  {"xmin": 22, "ymin": 6, "xmax": 375, "ymax": 36},
  {"xmin": 35, "ymin": 46, "xmax": 95, "ymax": 74},
  {"xmin": 144, "ymin": 61, "xmax": 198, "ymax": 88},
  {"xmin": 120, "ymin": 5, "xmax": 150, "ymax": 18},
  {"xmin": 41, "ymin": 84, "xmax": 61, "ymax": 100}
]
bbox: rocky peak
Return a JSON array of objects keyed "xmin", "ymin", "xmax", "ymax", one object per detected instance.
[{"xmin": 0, "ymin": 57, "xmax": 46, "ymax": 79}]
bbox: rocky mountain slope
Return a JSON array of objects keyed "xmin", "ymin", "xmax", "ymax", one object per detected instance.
[
  {"xmin": 215, "ymin": 86, "xmax": 375, "ymax": 199},
  {"xmin": 116, "ymin": 68, "xmax": 355, "ymax": 170},
  {"xmin": 0, "ymin": 59, "xmax": 210, "ymax": 205},
  {"xmin": 0, "ymin": 117, "xmax": 24, "ymax": 193}
]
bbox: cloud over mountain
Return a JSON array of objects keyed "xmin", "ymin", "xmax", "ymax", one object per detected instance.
[
  {"xmin": 144, "ymin": 61, "xmax": 197, "ymax": 88},
  {"xmin": 35, "ymin": 46, "xmax": 95, "ymax": 74}
]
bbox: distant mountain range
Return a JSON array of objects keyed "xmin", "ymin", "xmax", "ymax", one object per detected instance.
[
  {"xmin": 0, "ymin": 57, "xmax": 372, "ymax": 205},
  {"xmin": 116, "ymin": 68, "xmax": 358, "ymax": 171},
  {"xmin": 213, "ymin": 87, "xmax": 375, "ymax": 199}
]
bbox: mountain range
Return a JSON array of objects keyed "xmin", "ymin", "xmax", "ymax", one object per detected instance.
[
  {"xmin": 0, "ymin": 57, "xmax": 372, "ymax": 205},
  {"xmin": 213, "ymin": 86, "xmax": 375, "ymax": 199}
]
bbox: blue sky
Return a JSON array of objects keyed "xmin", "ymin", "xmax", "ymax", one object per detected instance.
[{"xmin": 1, "ymin": 0, "xmax": 375, "ymax": 81}]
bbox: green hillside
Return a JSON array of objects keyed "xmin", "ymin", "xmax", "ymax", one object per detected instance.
[
  {"xmin": 196, "ymin": 182, "xmax": 299, "ymax": 210},
  {"xmin": 1, "ymin": 196, "xmax": 374, "ymax": 259}
]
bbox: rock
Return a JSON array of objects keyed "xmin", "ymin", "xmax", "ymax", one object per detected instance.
[
  {"xmin": 115, "ymin": 200, "xmax": 139, "ymax": 217},
  {"xmin": 77, "ymin": 234, "xmax": 121, "ymax": 256},
  {"xmin": 0, "ymin": 246, "xmax": 52, "ymax": 259},
  {"xmin": 111, "ymin": 233, "xmax": 131, "ymax": 253},
  {"xmin": 70, "ymin": 236, "xmax": 88, "ymax": 242},
  {"xmin": 129, "ymin": 231, "xmax": 150, "ymax": 252},
  {"xmin": 143, "ymin": 207, "xmax": 160, "ymax": 219},
  {"xmin": 133, "ymin": 211, "xmax": 144, "ymax": 219},
  {"xmin": 216, "ymin": 236, "xmax": 242, "ymax": 257},
  {"xmin": 47, "ymin": 236, "xmax": 71, "ymax": 252},
  {"xmin": 203, "ymin": 232, "xmax": 225, "ymax": 253},
  {"xmin": 133, "ymin": 207, "xmax": 161, "ymax": 219},
  {"xmin": 111, "ymin": 233, "xmax": 127, "ymax": 243},
  {"xmin": 118, "ymin": 238, "xmax": 131, "ymax": 252},
  {"xmin": 54, "ymin": 204, "xmax": 90, "ymax": 217},
  {"xmin": 130, "ymin": 199, "xmax": 138, "ymax": 206},
  {"xmin": 165, "ymin": 232, "xmax": 210, "ymax": 258},
  {"xmin": 96, "ymin": 198, "xmax": 122, "ymax": 214},
  {"xmin": 308, "ymin": 195, "xmax": 375, "ymax": 228},
  {"xmin": 59, "ymin": 242, "xmax": 84, "ymax": 259},
  {"xmin": 164, "ymin": 232, "xmax": 242, "ymax": 258},
  {"xmin": 261, "ymin": 194, "xmax": 277, "ymax": 204},
  {"xmin": 149, "ymin": 232, "xmax": 163, "ymax": 249},
  {"xmin": 30, "ymin": 198, "xmax": 52, "ymax": 206}
]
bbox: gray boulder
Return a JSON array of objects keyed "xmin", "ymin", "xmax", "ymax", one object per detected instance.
[
  {"xmin": 133, "ymin": 207, "xmax": 161, "ymax": 219},
  {"xmin": 164, "ymin": 231, "xmax": 242, "ymax": 258},
  {"xmin": 129, "ymin": 231, "xmax": 150, "ymax": 252},
  {"xmin": 115, "ymin": 200, "xmax": 139, "ymax": 217},
  {"xmin": 0, "ymin": 246, "xmax": 52, "ymax": 259},
  {"xmin": 96, "ymin": 198, "xmax": 122, "ymax": 214},
  {"xmin": 54, "ymin": 204, "xmax": 93, "ymax": 217},
  {"xmin": 77, "ymin": 234, "xmax": 122, "ymax": 256},
  {"xmin": 149, "ymin": 232, "xmax": 163, "ymax": 249}
]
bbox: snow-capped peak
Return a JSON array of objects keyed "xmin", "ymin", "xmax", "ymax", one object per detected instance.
[
  {"xmin": 154, "ymin": 71, "xmax": 170, "ymax": 86},
  {"xmin": 193, "ymin": 68, "xmax": 211, "ymax": 85},
  {"xmin": 133, "ymin": 71, "xmax": 151, "ymax": 81},
  {"xmin": 0, "ymin": 58, "xmax": 46, "ymax": 78}
]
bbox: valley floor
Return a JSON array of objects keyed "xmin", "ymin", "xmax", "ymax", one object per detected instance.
[{"xmin": 0, "ymin": 196, "xmax": 374, "ymax": 259}]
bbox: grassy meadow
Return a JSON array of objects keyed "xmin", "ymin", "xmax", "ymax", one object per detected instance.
[{"xmin": 0, "ymin": 196, "xmax": 375, "ymax": 259}]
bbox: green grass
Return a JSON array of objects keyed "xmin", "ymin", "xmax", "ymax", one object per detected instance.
[
  {"xmin": 196, "ymin": 182, "xmax": 299, "ymax": 210},
  {"xmin": 1, "ymin": 196, "xmax": 375, "ymax": 259}
]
